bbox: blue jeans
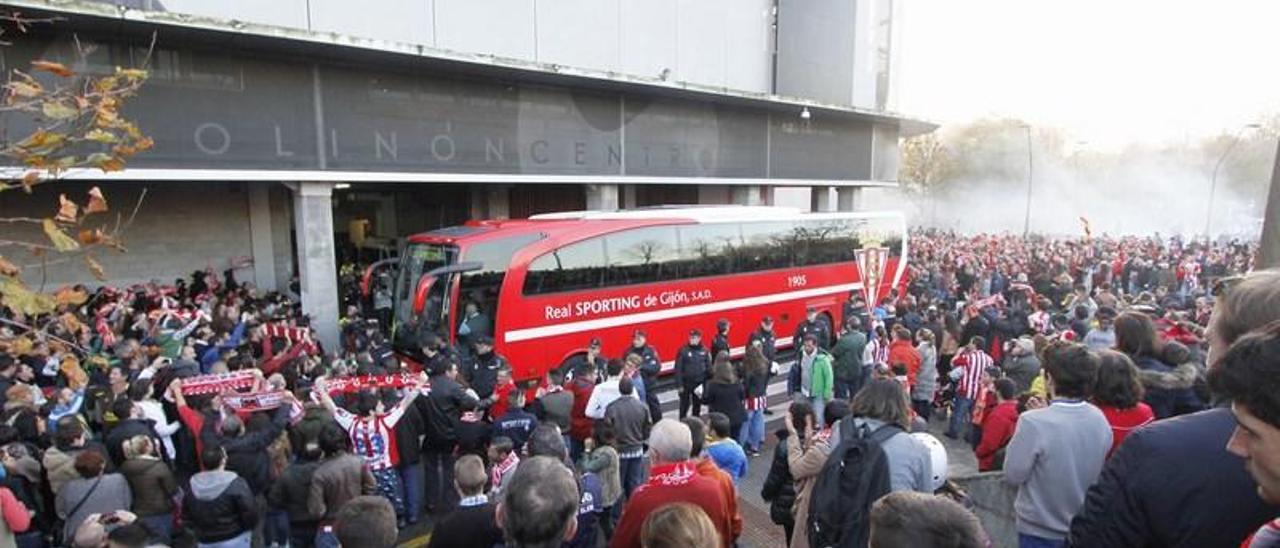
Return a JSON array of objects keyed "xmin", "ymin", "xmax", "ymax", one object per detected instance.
[
  {"xmin": 399, "ymin": 461, "xmax": 424, "ymax": 523},
  {"xmin": 314, "ymin": 527, "xmax": 339, "ymax": 548},
  {"xmin": 199, "ymin": 531, "xmax": 252, "ymax": 548},
  {"xmin": 811, "ymin": 395, "xmax": 827, "ymax": 426},
  {"xmin": 1018, "ymin": 533, "xmax": 1065, "ymax": 548},
  {"xmin": 739, "ymin": 409, "xmax": 765, "ymax": 452},
  {"xmin": 619, "ymin": 455, "xmax": 646, "ymax": 500},
  {"xmin": 948, "ymin": 396, "xmax": 974, "ymax": 438},
  {"xmin": 139, "ymin": 513, "xmax": 172, "ymax": 543},
  {"xmin": 263, "ymin": 510, "xmax": 289, "ymax": 546}
]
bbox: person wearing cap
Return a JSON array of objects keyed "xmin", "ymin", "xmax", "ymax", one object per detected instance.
[
  {"xmin": 566, "ymin": 338, "xmax": 608, "ymax": 385},
  {"xmin": 748, "ymin": 317, "xmax": 778, "ymax": 370},
  {"xmin": 794, "ymin": 308, "xmax": 831, "ymax": 351},
  {"xmin": 462, "ymin": 335, "xmax": 507, "ymax": 401},
  {"xmin": 712, "ymin": 319, "xmax": 732, "ymax": 361},
  {"xmin": 674, "ymin": 330, "xmax": 711, "ymax": 419},
  {"xmin": 623, "ymin": 331, "xmax": 662, "ymax": 423}
]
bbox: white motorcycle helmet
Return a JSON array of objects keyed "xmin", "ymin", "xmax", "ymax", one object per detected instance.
[{"xmin": 910, "ymin": 432, "xmax": 949, "ymax": 492}]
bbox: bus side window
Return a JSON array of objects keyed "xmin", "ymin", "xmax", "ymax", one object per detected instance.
[
  {"xmin": 523, "ymin": 238, "xmax": 607, "ymax": 294},
  {"xmin": 677, "ymin": 223, "xmax": 740, "ymax": 278},
  {"xmin": 604, "ymin": 227, "xmax": 680, "ymax": 287}
]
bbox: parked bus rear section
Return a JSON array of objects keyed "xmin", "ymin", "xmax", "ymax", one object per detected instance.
[{"xmin": 389, "ymin": 206, "xmax": 909, "ymax": 383}]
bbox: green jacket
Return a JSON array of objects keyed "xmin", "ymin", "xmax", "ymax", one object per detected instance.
[
  {"xmin": 830, "ymin": 331, "xmax": 867, "ymax": 381},
  {"xmin": 807, "ymin": 351, "xmax": 835, "ymax": 401}
]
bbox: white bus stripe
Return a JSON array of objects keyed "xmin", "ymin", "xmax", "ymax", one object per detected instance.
[{"xmin": 504, "ymin": 283, "xmax": 862, "ymax": 343}]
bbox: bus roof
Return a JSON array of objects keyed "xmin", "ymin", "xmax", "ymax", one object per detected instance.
[{"xmin": 405, "ymin": 206, "xmax": 904, "ymax": 245}]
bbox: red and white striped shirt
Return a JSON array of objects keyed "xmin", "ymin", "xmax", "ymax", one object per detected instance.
[
  {"xmin": 333, "ymin": 402, "xmax": 410, "ymax": 471},
  {"xmin": 952, "ymin": 349, "xmax": 993, "ymax": 400}
]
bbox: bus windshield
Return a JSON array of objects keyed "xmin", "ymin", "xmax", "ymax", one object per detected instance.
[{"xmin": 392, "ymin": 242, "xmax": 458, "ymax": 350}]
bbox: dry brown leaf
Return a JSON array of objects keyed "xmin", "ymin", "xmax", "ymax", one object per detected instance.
[
  {"xmin": 85, "ymin": 255, "xmax": 106, "ymax": 281},
  {"xmin": 85, "ymin": 187, "xmax": 108, "ymax": 214},
  {"xmin": 0, "ymin": 255, "xmax": 19, "ymax": 276},
  {"xmin": 58, "ymin": 312, "xmax": 83, "ymax": 333},
  {"xmin": 20, "ymin": 171, "xmax": 38, "ymax": 193},
  {"xmin": 53, "ymin": 286, "xmax": 88, "ymax": 306},
  {"xmin": 55, "ymin": 194, "xmax": 78, "ymax": 224},
  {"xmin": 95, "ymin": 157, "xmax": 126, "ymax": 172},
  {"xmin": 30, "ymin": 60, "xmax": 73, "ymax": 77},
  {"xmin": 77, "ymin": 228, "xmax": 101, "ymax": 246}
]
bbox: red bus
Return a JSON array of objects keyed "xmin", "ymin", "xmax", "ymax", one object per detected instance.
[{"xmin": 389, "ymin": 206, "xmax": 908, "ymax": 382}]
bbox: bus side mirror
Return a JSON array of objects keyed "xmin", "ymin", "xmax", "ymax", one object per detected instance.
[{"xmin": 412, "ymin": 275, "xmax": 436, "ymax": 316}]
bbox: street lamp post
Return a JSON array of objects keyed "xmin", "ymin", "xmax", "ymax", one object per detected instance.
[
  {"xmin": 1205, "ymin": 123, "xmax": 1261, "ymax": 238},
  {"xmin": 1020, "ymin": 124, "xmax": 1033, "ymax": 237}
]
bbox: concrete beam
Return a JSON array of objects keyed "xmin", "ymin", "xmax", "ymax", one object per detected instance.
[
  {"xmin": 836, "ymin": 186, "xmax": 862, "ymax": 212},
  {"xmin": 247, "ymin": 183, "xmax": 277, "ymax": 291},
  {"xmin": 585, "ymin": 184, "xmax": 619, "ymax": 211},
  {"xmin": 291, "ymin": 182, "xmax": 340, "ymax": 352}
]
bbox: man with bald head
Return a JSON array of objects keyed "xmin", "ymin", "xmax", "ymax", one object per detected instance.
[{"xmin": 609, "ymin": 419, "xmax": 737, "ymax": 548}]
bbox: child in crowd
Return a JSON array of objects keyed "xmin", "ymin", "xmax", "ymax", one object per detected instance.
[
  {"xmin": 487, "ymin": 436, "xmax": 518, "ymax": 497},
  {"xmin": 492, "ymin": 389, "xmax": 539, "ymax": 453},
  {"xmin": 702, "ymin": 412, "xmax": 747, "ymax": 485},
  {"xmin": 456, "ymin": 398, "xmax": 491, "ymax": 462},
  {"xmin": 579, "ymin": 422, "xmax": 621, "ymax": 540}
]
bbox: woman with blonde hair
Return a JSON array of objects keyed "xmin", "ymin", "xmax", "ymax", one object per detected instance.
[
  {"xmin": 641, "ymin": 502, "xmax": 721, "ymax": 548},
  {"xmin": 119, "ymin": 434, "xmax": 178, "ymax": 541}
]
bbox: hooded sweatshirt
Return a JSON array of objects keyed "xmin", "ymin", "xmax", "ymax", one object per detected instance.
[{"xmin": 183, "ymin": 470, "xmax": 258, "ymax": 543}]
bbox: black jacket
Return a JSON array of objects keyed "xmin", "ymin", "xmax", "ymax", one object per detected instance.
[
  {"xmin": 463, "ymin": 351, "xmax": 507, "ymax": 399},
  {"xmin": 701, "ymin": 381, "xmax": 746, "ymax": 425},
  {"xmin": 624, "ymin": 345, "xmax": 661, "ymax": 380},
  {"xmin": 395, "ymin": 402, "xmax": 425, "ymax": 466},
  {"xmin": 794, "ymin": 318, "xmax": 830, "ymax": 349},
  {"xmin": 427, "ymin": 502, "xmax": 504, "ymax": 548},
  {"xmin": 749, "ymin": 328, "xmax": 777, "ymax": 363},
  {"xmin": 760, "ymin": 429, "xmax": 797, "ymax": 526},
  {"xmin": 674, "ymin": 344, "xmax": 711, "ymax": 385},
  {"xmin": 184, "ymin": 470, "xmax": 259, "ymax": 543},
  {"xmin": 711, "ymin": 332, "xmax": 731, "ymax": 360},
  {"xmin": 1067, "ymin": 407, "xmax": 1277, "ymax": 548},
  {"xmin": 267, "ymin": 460, "xmax": 321, "ymax": 526},
  {"xmin": 104, "ymin": 417, "xmax": 160, "ymax": 467},
  {"xmin": 419, "ymin": 375, "xmax": 473, "ymax": 451},
  {"xmin": 223, "ymin": 405, "xmax": 290, "ymax": 495}
]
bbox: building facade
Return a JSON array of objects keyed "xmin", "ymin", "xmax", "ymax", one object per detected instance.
[{"xmin": 1, "ymin": 0, "xmax": 932, "ymax": 347}]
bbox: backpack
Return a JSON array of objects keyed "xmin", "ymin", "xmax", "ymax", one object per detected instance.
[{"xmin": 807, "ymin": 418, "xmax": 899, "ymax": 548}]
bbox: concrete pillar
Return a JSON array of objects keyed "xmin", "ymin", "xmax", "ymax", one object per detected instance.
[
  {"xmin": 836, "ymin": 186, "xmax": 863, "ymax": 212},
  {"xmin": 811, "ymin": 186, "xmax": 835, "ymax": 212},
  {"xmin": 291, "ymin": 182, "xmax": 340, "ymax": 352},
  {"xmin": 1259, "ymin": 138, "xmax": 1280, "ymax": 269},
  {"xmin": 247, "ymin": 183, "xmax": 278, "ymax": 291},
  {"xmin": 585, "ymin": 184, "xmax": 619, "ymax": 211},
  {"xmin": 730, "ymin": 185, "xmax": 763, "ymax": 206},
  {"xmin": 621, "ymin": 184, "xmax": 638, "ymax": 209}
]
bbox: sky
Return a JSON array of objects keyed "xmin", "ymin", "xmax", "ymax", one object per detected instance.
[{"xmin": 896, "ymin": 0, "xmax": 1280, "ymax": 149}]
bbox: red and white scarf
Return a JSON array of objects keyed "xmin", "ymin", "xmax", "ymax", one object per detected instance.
[
  {"xmin": 644, "ymin": 461, "xmax": 697, "ymax": 488},
  {"xmin": 222, "ymin": 390, "xmax": 289, "ymax": 412},
  {"xmin": 181, "ymin": 371, "xmax": 258, "ymax": 395},
  {"xmin": 319, "ymin": 374, "xmax": 424, "ymax": 395},
  {"xmin": 265, "ymin": 323, "xmax": 312, "ymax": 344},
  {"xmin": 745, "ymin": 395, "xmax": 768, "ymax": 411},
  {"xmin": 491, "ymin": 452, "xmax": 520, "ymax": 491}
]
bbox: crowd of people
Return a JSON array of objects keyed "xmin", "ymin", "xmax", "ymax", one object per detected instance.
[{"xmin": 0, "ymin": 226, "xmax": 1275, "ymax": 548}]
